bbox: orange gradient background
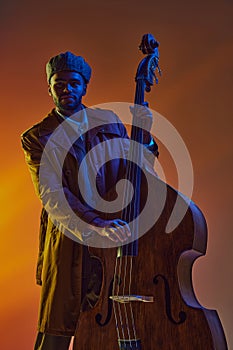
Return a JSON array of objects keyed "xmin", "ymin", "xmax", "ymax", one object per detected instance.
[{"xmin": 0, "ymin": 1, "xmax": 232, "ymax": 349}]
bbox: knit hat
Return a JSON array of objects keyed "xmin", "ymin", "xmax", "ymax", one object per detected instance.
[{"xmin": 46, "ymin": 51, "xmax": 92, "ymax": 84}]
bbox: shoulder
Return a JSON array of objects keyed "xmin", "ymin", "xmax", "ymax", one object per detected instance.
[
  {"xmin": 86, "ymin": 107, "xmax": 128, "ymax": 138},
  {"xmin": 21, "ymin": 110, "xmax": 59, "ymax": 142},
  {"xmin": 21, "ymin": 110, "xmax": 59, "ymax": 150},
  {"xmin": 21, "ymin": 121, "xmax": 41, "ymax": 141},
  {"xmin": 86, "ymin": 107, "xmax": 121, "ymax": 124}
]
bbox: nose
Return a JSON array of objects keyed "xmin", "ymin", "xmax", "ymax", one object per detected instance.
[{"xmin": 63, "ymin": 83, "xmax": 72, "ymax": 93}]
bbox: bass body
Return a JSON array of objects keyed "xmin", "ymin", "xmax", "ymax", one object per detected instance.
[{"xmin": 74, "ymin": 175, "xmax": 227, "ymax": 350}]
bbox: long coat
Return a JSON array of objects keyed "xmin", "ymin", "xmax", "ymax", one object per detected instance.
[{"xmin": 21, "ymin": 107, "xmax": 158, "ymax": 336}]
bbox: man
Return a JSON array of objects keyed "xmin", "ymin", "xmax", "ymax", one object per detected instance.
[{"xmin": 21, "ymin": 51, "xmax": 158, "ymax": 349}]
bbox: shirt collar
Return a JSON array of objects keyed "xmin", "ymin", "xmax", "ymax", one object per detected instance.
[{"xmin": 55, "ymin": 106, "xmax": 88, "ymax": 136}]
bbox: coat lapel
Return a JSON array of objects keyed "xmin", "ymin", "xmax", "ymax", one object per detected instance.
[
  {"xmin": 37, "ymin": 107, "xmax": 122, "ymax": 159},
  {"xmin": 38, "ymin": 110, "xmax": 77, "ymax": 158}
]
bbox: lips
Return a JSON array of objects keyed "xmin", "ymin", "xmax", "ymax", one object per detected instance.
[{"xmin": 61, "ymin": 95, "xmax": 74, "ymax": 100}]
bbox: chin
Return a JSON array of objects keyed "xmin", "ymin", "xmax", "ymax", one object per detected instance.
[{"xmin": 60, "ymin": 103, "xmax": 76, "ymax": 111}]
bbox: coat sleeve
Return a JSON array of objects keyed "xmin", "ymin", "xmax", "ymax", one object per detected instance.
[
  {"xmin": 114, "ymin": 111, "xmax": 159, "ymax": 157},
  {"xmin": 21, "ymin": 129, "xmax": 99, "ymax": 242},
  {"xmin": 115, "ymin": 112, "xmax": 159, "ymax": 166},
  {"xmin": 142, "ymin": 131, "xmax": 159, "ymax": 162}
]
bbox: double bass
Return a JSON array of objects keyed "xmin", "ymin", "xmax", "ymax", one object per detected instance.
[{"xmin": 74, "ymin": 34, "xmax": 227, "ymax": 349}]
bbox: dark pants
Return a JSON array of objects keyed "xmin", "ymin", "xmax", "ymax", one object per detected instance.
[
  {"xmin": 34, "ymin": 332, "xmax": 72, "ymax": 350},
  {"xmin": 34, "ymin": 248, "xmax": 102, "ymax": 350}
]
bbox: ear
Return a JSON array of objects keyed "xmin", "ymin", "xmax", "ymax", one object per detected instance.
[{"xmin": 48, "ymin": 85, "xmax": 52, "ymax": 96}]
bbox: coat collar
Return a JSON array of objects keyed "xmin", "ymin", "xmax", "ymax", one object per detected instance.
[{"xmin": 38, "ymin": 107, "xmax": 121, "ymax": 141}]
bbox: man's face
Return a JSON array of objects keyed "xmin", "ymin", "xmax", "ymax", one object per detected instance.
[{"xmin": 49, "ymin": 71, "xmax": 87, "ymax": 115}]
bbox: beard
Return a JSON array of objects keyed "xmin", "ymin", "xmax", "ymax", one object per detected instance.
[{"xmin": 53, "ymin": 95, "xmax": 83, "ymax": 115}]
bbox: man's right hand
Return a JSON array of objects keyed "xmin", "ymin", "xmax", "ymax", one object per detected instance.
[{"xmin": 89, "ymin": 217, "xmax": 131, "ymax": 243}]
